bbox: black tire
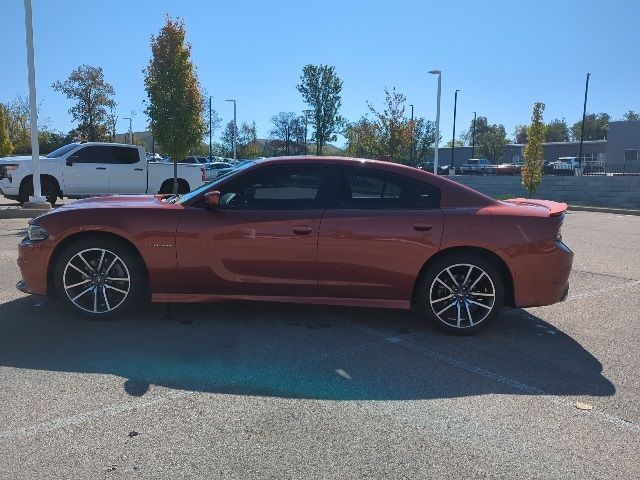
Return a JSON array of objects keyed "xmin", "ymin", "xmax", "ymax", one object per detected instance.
[
  {"xmin": 159, "ymin": 179, "xmax": 189, "ymax": 194},
  {"xmin": 53, "ymin": 237, "xmax": 147, "ymax": 319},
  {"xmin": 415, "ymin": 254, "xmax": 504, "ymax": 334},
  {"xmin": 19, "ymin": 176, "xmax": 58, "ymax": 205}
]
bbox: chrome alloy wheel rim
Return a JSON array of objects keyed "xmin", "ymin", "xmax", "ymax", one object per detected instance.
[
  {"xmin": 63, "ymin": 248, "xmax": 131, "ymax": 314},
  {"xmin": 429, "ymin": 263, "xmax": 496, "ymax": 329}
]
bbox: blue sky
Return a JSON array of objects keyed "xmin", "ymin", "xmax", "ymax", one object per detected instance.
[{"xmin": 3, "ymin": 0, "xmax": 639, "ymax": 147}]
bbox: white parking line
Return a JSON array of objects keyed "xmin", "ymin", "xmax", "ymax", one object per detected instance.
[
  {"xmin": 566, "ymin": 280, "xmax": 640, "ymax": 301},
  {"xmin": 333, "ymin": 316, "xmax": 640, "ymax": 435},
  {"xmin": 0, "ymin": 332, "xmax": 422, "ymax": 442}
]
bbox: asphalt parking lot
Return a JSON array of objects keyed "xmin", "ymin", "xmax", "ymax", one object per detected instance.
[{"xmin": 0, "ymin": 210, "xmax": 639, "ymax": 479}]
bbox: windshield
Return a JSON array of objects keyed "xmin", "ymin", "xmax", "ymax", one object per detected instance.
[
  {"xmin": 174, "ymin": 160, "xmax": 257, "ymax": 204},
  {"xmin": 46, "ymin": 143, "xmax": 79, "ymax": 158}
]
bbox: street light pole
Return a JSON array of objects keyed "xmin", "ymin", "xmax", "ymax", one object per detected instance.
[
  {"xmin": 471, "ymin": 111, "xmax": 477, "ymax": 158},
  {"xmin": 226, "ymin": 99, "xmax": 237, "ymax": 161},
  {"xmin": 451, "ymin": 89, "xmax": 459, "ymax": 169},
  {"xmin": 428, "ymin": 70, "xmax": 442, "ymax": 175},
  {"xmin": 578, "ymin": 73, "xmax": 591, "ymax": 165},
  {"xmin": 409, "ymin": 104, "xmax": 414, "ymax": 164},
  {"xmin": 208, "ymin": 96, "xmax": 212, "ymax": 159},
  {"xmin": 123, "ymin": 117, "xmax": 132, "ymax": 144},
  {"xmin": 23, "ymin": 0, "xmax": 46, "ymax": 206}
]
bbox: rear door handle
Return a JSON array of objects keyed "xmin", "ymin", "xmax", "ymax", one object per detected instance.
[
  {"xmin": 413, "ymin": 223, "xmax": 432, "ymax": 232},
  {"xmin": 96, "ymin": 167, "xmax": 107, "ymax": 170},
  {"xmin": 293, "ymin": 226, "xmax": 313, "ymax": 235},
  {"xmin": 134, "ymin": 168, "xmax": 143, "ymax": 171}
]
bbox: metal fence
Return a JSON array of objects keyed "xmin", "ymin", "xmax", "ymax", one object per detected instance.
[{"xmin": 583, "ymin": 163, "xmax": 640, "ymax": 176}]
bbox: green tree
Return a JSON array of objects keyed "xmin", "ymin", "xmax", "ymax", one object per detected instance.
[
  {"xmin": 462, "ymin": 116, "xmax": 507, "ymax": 162},
  {"xmin": 445, "ymin": 139, "xmax": 465, "ymax": 147},
  {"xmin": 570, "ymin": 112, "xmax": 609, "ymax": 141},
  {"xmin": 366, "ymin": 87, "xmax": 413, "ymax": 162},
  {"xmin": 514, "ymin": 125, "xmax": 528, "ymax": 144},
  {"xmin": 522, "ymin": 102, "xmax": 546, "ymax": 197},
  {"xmin": 345, "ymin": 87, "xmax": 437, "ymax": 165},
  {"xmin": 0, "ymin": 105, "xmax": 14, "ymax": 157},
  {"xmin": 269, "ymin": 112, "xmax": 298, "ymax": 155},
  {"xmin": 144, "ymin": 16, "xmax": 205, "ymax": 192},
  {"xmin": 52, "ymin": 65, "xmax": 116, "ymax": 141},
  {"xmin": 545, "ymin": 118, "xmax": 569, "ymax": 142},
  {"xmin": 297, "ymin": 64, "xmax": 343, "ymax": 155},
  {"xmin": 622, "ymin": 110, "xmax": 640, "ymax": 121}
]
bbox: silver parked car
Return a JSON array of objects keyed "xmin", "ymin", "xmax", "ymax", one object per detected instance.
[{"xmin": 203, "ymin": 161, "xmax": 233, "ymax": 181}]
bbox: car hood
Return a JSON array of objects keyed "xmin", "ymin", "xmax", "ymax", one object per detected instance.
[
  {"xmin": 0, "ymin": 155, "xmax": 48, "ymax": 164},
  {"xmin": 56, "ymin": 195, "xmax": 179, "ymax": 211}
]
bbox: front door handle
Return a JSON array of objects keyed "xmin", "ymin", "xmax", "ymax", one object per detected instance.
[
  {"xmin": 293, "ymin": 225, "xmax": 313, "ymax": 235},
  {"xmin": 413, "ymin": 223, "xmax": 432, "ymax": 232},
  {"xmin": 96, "ymin": 167, "xmax": 107, "ymax": 170},
  {"xmin": 134, "ymin": 168, "xmax": 143, "ymax": 171}
]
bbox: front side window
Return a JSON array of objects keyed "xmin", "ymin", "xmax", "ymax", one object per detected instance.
[
  {"xmin": 335, "ymin": 168, "xmax": 440, "ymax": 209},
  {"xmin": 74, "ymin": 146, "xmax": 138, "ymax": 164},
  {"xmin": 74, "ymin": 146, "xmax": 113, "ymax": 163},
  {"xmin": 218, "ymin": 164, "xmax": 326, "ymax": 210}
]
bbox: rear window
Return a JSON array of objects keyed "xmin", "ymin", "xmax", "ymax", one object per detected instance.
[{"xmin": 336, "ymin": 168, "xmax": 440, "ymax": 209}]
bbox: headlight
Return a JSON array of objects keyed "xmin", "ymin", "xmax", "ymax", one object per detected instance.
[{"xmin": 27, "ymin": 224, "xmax": 48, "ymax": 241}]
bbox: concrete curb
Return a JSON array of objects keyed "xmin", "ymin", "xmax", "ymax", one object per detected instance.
[
  {"xmin": 568, "ymin": 205, "xmax": 640, "ymax": 216},
  {"xmin": 0, "ymin": 208, "xmax": 44, "ymax": 219}
]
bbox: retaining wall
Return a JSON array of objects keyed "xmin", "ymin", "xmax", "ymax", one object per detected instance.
[{"xmin": 449, "ymin": 175, "xmax": 640, "ymax": 209}]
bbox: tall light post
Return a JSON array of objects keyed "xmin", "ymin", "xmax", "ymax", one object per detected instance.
[
  {"xmin": 428, "ymin": 70, "xmax": 442, "ymax": 175},
  {"xmin": 409, "ymin": 104, "xmax": 414, "ymax": 164},
  {"xmin": 578, "ymin": 73, "xmax": 591, "ymax": 165},
  {"xmin": 23, "ymin": 0, "xmax": 47, "ymax": 206},
  {"xmin": 451, "ymin": 89, "xmax": 460, "ymax": 169},
  {"xmin": 208, "ymin": 96, "xmax": 213, "ymax": 159},
  {"xmin": 123, "ymin": 117, "xmax": 132, "ymax": 144},
  {"xmin": 471, "ymin": 111, "xmax": 477, "ymax": 159},
  {"xmin": 226, "ymin": 99, "xmax": 237, "ymax": 161}
]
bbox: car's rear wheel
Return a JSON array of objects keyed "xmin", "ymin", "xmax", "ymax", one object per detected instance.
[
  {"xmin": 54, "ymin": 238, "xmax": 145, "ymax": 319},
  {"xmin": 416, "ymin": 254, "xmax": 504, "ymax": 334}
]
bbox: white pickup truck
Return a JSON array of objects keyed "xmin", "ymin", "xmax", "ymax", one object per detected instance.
[{"xmin": 0, "ymin": 142, "xmax": 206, "ymax": 205}]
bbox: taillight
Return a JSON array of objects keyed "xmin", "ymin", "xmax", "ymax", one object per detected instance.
[{"xmin": 201, "ymin": 167, "xmax": 206, "ymax": 181}]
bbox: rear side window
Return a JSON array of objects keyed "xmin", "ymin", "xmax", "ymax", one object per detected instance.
[
  {"xmin": 218, "ymin": 164, "xmax": 327, "ymax": 210},
  {"xmin": 335, "ymin": 168, "xmax": 440, "ymax": 209},
  {"xmin": 114, "ymin": 147, "xmax": 140, "ymax": 164}
]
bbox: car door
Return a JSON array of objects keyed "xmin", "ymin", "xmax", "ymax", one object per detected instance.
[
  {"xmin": 175, "ymin": 163, "xmax": 329, "ymax": 297},
  {"xmin": 317, "ymin": 166, "xmax": 444, "ymax": 302},
  {"xmin": 107, "ymin": 146, "xmax": 147, "ymax": 194},
  {"xmin": 62, "ymin": 145, "xmax": 109, "ymax": 195}
]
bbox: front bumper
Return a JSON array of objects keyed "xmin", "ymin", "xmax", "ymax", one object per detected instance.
[{"xmin": 17, "ymin": 237, "xmax": 51, "ymax": 296}]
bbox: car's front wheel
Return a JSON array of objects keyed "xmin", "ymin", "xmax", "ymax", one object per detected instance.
[
  {"xmin": 416, "ymin": 254, "xmax": 504, "ymax": 334},
  {"xmin": 54, "ymin": 237, "xmax": 146, "ymax": 318}
]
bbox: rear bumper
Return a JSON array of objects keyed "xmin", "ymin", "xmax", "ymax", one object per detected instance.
[{"xmin": 508, "ymin": 240, "xmax": 573, "ymax": 308}]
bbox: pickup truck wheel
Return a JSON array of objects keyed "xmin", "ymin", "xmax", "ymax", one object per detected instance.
[
  {"xmin": 415, "ymin": 254, "xmax": 504, "ymax": 335},
  {"xmin": 19, "ymin": 177, "xmax": 58, "ymax": 206},
  {"xmin": 159, "ymin": 179, "xmax": 189, "ymax": 194},
  {"xmin": 54, "ymin": 238, "xmax": 146, "ymax": 319}
]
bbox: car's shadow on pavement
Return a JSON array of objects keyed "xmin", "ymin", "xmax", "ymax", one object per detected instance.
[{"xmin": 0, "ymin": 296, "xmax": 615, "ymax": 400}]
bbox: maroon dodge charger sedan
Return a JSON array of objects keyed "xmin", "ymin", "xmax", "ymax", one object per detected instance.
[{"xmin": 17, "ymin": 157, "xmax": 573, "ymax": 333}]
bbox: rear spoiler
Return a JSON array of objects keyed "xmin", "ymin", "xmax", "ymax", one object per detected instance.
[{"xmin": 502, "ymin": 198, "xmax": 567, "ymax": 217}]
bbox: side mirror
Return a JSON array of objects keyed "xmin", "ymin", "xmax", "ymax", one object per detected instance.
[
  {"xmin": 66, "ymin": 154, "xmax": 79, "ymax": 166},
  {"xmin": 204, "ymin": 190, "xmax": 221, "ymax": 208}
]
